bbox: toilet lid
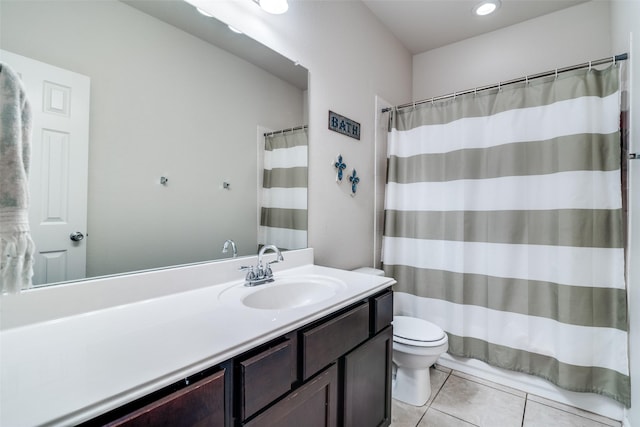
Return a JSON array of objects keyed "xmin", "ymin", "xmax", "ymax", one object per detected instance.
[{"xmin": 393, "ymin": 316, "xmax": 446, "ymax": 343}]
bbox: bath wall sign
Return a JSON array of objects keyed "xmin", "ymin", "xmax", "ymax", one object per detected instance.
[{"xmin": 328, "ymin": 110, "xmax": 360, "ymax": 140}]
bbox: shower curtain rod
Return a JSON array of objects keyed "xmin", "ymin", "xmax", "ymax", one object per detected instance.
[
  {"xmin": 382, "ymin": 53, "xmax": 628, "ymax": 113},
  {"xmin": 264, "ymin": 125, "xmax": 308, "ymax": 137}
]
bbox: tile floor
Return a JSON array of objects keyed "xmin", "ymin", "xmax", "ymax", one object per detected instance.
[{"xmin": 391, "ymin": 366, "xmax": 622, "ymax": 427}]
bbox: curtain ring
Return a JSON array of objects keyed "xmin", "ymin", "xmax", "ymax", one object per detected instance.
[
  {"xmin": 498, "ymin": 82, "xmax": 501, "ymax": 91},
  {"xmin": 588, "ymin": 61, "xmax": 592, "ymax": 72},
  {"xmin": 613, "ymin": 55, "xmax": 616, "ymax": 66},
  {"xmin": 555, "ymin": 68, "xmax": 558, "ymax": 79},
  {"xmin": 431, "ymin": 97, "xmax": 434, "ymax": 106},
  {"xmin": 453, "ymin": 92, "xmax": 456, "ymax": 100},
  {"xmin": 525, "ymin": 75, "xmax": 529, "ymax": 85},
  {"xmin": 474, "ymin": 88, "xmax": 477, "ymax": 96}
]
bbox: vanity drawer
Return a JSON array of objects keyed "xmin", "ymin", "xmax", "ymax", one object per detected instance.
[
  {"xmin": 243, "ymin": 364, "xmax": 338, "ymax": 427},
  {"xmin": 239, "ymin": 339, "xmax": 295, "ymax": 420},
  {"xmin": 102, "ymin": 369, "xmax": 225, "ymax": 427},
  {"xmin": 301, "ymin": 302, "xmax": 370, "ymax": 380},
  {"xmin": 372, "ymin": 290, "xmax": 393, "ymax": 334}
]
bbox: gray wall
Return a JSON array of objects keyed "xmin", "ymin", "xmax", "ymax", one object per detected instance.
[{"xmin": 1, "ymin": 1, "xmax": 305, "ymax": 277}]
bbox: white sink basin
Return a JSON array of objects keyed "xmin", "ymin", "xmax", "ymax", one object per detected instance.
[{"xmin": 219, "ymin": 275, "xmax": 347, "ymax": 310}]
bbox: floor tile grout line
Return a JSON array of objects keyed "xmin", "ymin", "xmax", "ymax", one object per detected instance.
[
  {"xmin": 414, "ymin": 368, "xmax": 453, "ymax": 427},
  {"xmin": 431, "ymin": 368, "xmax": 453, "ymax": 403},
  {"xmin": 524, "ymin": 395, "xmax": 619, "ymax": 427},
  {"xmin": 429, "ymin": 407, "xmax": 481, "ymax": 427},
  {"xmin": 395, "ymin": 368, "xmax": 620, "ymax": 427},
  {"xmin": 521, "ymin": 393, "xmax": 529, "ymax": 427},
  {"xmin": 451, "ymin": 370, "xmax": 526, "ymax": 399}
]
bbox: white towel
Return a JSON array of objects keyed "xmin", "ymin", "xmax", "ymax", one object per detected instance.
[{"xmin": 0, "ymin": 62, "xmax": 35, "ymax": 293}]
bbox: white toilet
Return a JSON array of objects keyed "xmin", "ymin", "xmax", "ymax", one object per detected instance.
[
  {"xmin": 392, "ymin": 315, "xmax": 448, "ymax": 406},
  {"xmin": 352, "ymin": 267, "xmax": 449, "ymax": 407}
]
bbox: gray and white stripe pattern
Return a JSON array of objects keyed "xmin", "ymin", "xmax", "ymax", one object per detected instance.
[
  {"xmin": 382, "ymin": 65, "xmax": 630, "ymax": 406},
  {"xmin": 259, "ymin": 128, "xmax": 308, "ymax": 250}
]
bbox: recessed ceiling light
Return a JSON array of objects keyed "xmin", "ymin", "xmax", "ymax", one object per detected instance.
[{"xmin": 473, "ymin": 0, "xmax": 501, "ymax": 16}]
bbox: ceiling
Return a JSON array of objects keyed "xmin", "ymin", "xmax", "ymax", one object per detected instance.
[
  {"xmin": 361, "ymin": 0, "xmax": 590, "ymax": 55},
  {"xmin": 124, "ymin": 0, "xmax": 590, "ymax": 89},
  {"xmin": 123, "ymin": 0, "xmax": 309, "ymax": 90}
]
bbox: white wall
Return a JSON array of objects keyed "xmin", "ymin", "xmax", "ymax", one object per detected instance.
[
  {"xmin": 611, "ymin": 1, "xmax": 640, "ymax": 424},
  {"xmin": 1, "ymin": 1, "xmax": 305, "ymax": 277},
  {"xmin": 413, "ymin": 1, "xmax": 612, "ymax": 100},
  {"xmin": 187, "ymin": 0, "xmax": 413, "ymax": 270}
]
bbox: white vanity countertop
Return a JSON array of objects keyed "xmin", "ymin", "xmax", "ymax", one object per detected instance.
[{"xmin": 0, "ymin": 254, "xmax": 395, "ymax": 426}]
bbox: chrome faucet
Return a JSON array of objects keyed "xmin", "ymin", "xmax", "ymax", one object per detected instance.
[
  {"xmin": 222, "ymin": 239, "xmax": 238, "ymax": 258},
  {"xmin": 240, "ymin": 244, "xmax": 284, "ymax": 286}
]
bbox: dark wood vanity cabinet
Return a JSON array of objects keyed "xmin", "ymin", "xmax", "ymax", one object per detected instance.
[
  {"xmin": 238, "ymin": 335, "xmax": 298, "ymax": 420},
  {"xmin": 106, "ymin": 370, "xmax": 226, "ymax": 427},
  {"xmin": 243, "ymin": 364, "xmax": 338, "ymax": 427},
  {"xmin": 80, "ymin": 367, "xmax": 226, "ymax": 427},
  {"xmin": 301, "ymin": 302, "xmax": 370, "ymax": 381},
  {"xmin": 83, "ymin": 288, "xmax": 392, "ymax": 427},
  {"xmin": 234, "ymin": 288, "xmax": 393, "ymax": 427},
  {"xmin": 343, "ymin": 326, "xmax": 393, "ymax": 427}
]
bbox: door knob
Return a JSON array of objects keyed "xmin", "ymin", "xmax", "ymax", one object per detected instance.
[{"xmin": 70, "ymin": 231, "xmax": 84, "ymax": 242}]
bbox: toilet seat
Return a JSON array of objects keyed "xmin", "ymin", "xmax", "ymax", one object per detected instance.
[{"xmin": 393, "ymin": 316, "xmax": 447, "ymax": 347}]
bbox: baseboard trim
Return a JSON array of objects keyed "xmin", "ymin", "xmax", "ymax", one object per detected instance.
[{"xmin": 437, "ymin": 353, "xmax": 625, "ymax": 422}]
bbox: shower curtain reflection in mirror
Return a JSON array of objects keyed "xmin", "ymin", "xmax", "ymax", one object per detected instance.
[{"xmin": 259, "ymin": 126, "xmax": 308, "ymax": 250}]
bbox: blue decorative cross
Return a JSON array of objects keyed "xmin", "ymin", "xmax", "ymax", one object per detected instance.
[
  {"xmin": 334, "ymin": 154, "xmax": 347, "ymax": 182},
  {"xmin": 348, "ymin": 168, "xmax": 360, "ymax": 196}
]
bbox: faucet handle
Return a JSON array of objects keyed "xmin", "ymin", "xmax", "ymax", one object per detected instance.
[{"xmin": 239, "ymin": 265, "xmax": 255, "ymax": 278}]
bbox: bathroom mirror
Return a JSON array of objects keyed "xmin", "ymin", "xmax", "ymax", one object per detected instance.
[{"xmin": 0, "ymin": 0, "xmax": 308, "ymax": 287}]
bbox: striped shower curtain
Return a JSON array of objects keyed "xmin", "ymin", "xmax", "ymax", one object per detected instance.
[
  {"xmin": 382, "ymin": 65, "xmax": 630, "ymax": 406},
  {"xmin": 259, "ymin": 127, "xmax": 308, "ymax": 250}
]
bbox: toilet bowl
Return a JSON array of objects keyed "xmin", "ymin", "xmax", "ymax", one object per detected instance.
[
  {"xmin": 351, "ymin": 267, "xmax": 449, "ymax": 407},
  {"xmin": 392, "ymin": 315, "xmax": 448, "ymax": 406}
]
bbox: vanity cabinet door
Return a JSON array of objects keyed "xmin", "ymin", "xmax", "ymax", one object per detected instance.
[
  {"xmin": 105, "ymin": 369, "xmax": 225, "ymax": 427},
  {"xmin": 343, "ymin": 326, "xmax": 393, "ymax": 427},
  {"xmin": 243, "ymin": 364, "xmax": 338, "ymax": 427}
]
